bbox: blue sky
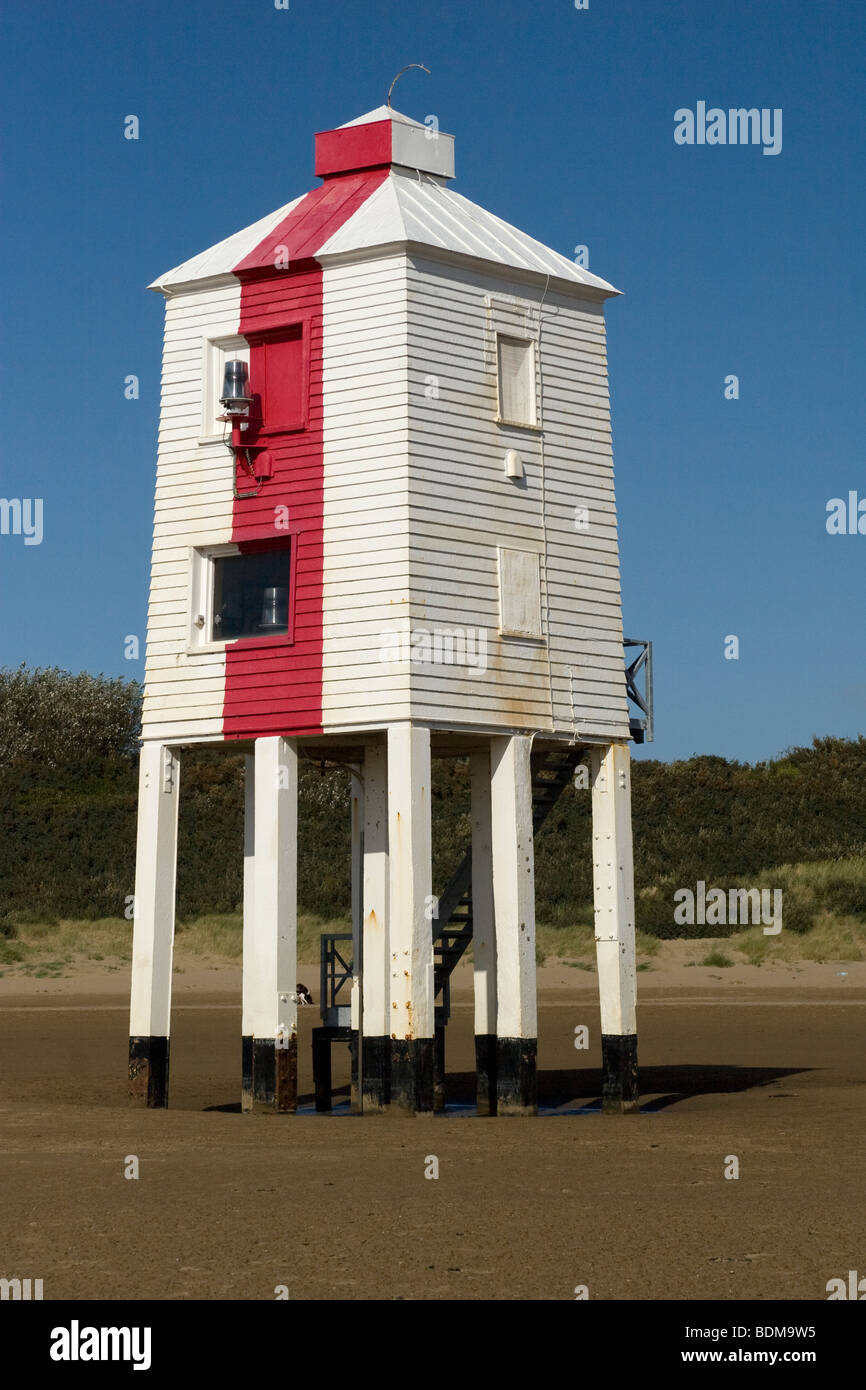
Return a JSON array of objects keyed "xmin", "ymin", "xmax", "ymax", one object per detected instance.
[{"xmin": 0, "ymin": 0, "xmax": 863, "ymax": 764}]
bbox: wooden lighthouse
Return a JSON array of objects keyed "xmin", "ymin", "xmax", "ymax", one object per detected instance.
[{"xmin": 129, "ymin": 104, "xmax": 648, "ymax": 1117}]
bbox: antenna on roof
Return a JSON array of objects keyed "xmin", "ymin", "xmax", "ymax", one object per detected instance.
[{"xmin": 386, "ymin": 63, "xmax": 430, "ymax": 109}]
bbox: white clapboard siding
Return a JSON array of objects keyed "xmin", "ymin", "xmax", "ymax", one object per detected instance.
[
  {"xmin": 404, "ymin": 252, "xmax": 631, "ymax": 738},
  {"xmin": 141, "ymin": 281, "xmax": 239, "ymax": 739},
  {"xmin": 142, "ymin": 208, "xmax": 630, "ymax": 743},
  {"xmin": 320, "ymin": 257, "xmax": 412, "ymax": 727}
]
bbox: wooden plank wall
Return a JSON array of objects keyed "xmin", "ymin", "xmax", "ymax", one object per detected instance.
[
  {"xmin": 141, "ymin": 280, "xmax": 238, "ymax": 742},
  {"xmin": 141, "ymin": 251, "xmax": 631, "ymax": 744},
  {"xmin": 320, "ymin": 254, "xmax": 412, "ymax": 727},
  {"xmin": 404, "ymin": 253, "xmax": 631, "ymax": 740}
]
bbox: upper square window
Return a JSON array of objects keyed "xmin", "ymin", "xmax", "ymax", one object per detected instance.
[
  {"xmin": 496, "ymin": 333, "xmax": 537, "ymax": 427},
  {"xmin": 203, "ymin": 336, "xmax": 249, "ymax": 440}
]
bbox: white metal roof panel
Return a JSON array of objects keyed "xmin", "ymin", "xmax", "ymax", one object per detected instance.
[
  {"xmin": 318, "ymin": 171, "xmax": 619, "ymax": 294},
  {"xmin": 149, "ymin": 195, "xmax": 305, "ymax": 291}
]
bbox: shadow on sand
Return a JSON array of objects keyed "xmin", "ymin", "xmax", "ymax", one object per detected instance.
[{"xmin": 204, "ymin": 1063, "xmax": 810, "ymax": 1115}]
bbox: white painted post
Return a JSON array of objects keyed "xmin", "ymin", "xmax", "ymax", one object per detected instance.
[
  {"xmin": 490, "ymin": 733, "xmax": 537, "ymax": 1115},
  {"xmin": 361, "ymin": 739, "xmax": 389, "ymax": 1110},
  {"xmin": 349, "ymin": 764, "xmax": 364, "ymax": 1112},
  {"xmin": 244, "ymin": 735, "xmax": 298, "ymax": 1113},
  {"xmin": 128, "ymin": 742, "xmax": 180, "ymax": 1107},
  {"xmin": 387, "ymin": 724, "xmax": 434, "ymax": 1114},
  {"xmin": 241, "ymin": 752, "xmax": 255, "ymax": 1109},
  {"xmin": 470, "ymin": 746, "xmax": 497, "ymax": 1114},
  {"xmin": 590, "ymin": 741, "xmax": 639, "ymax": 1113}
]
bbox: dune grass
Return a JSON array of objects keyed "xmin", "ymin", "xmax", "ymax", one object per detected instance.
[
  {"xmin": 699, "ymin": 950, "xmax": 734, "ymax": 968},
  {"xmin": 730, "ymin": 912, "xmax": 865, "ymax": 965},
  {"xmin": 0, "ymin": 912, "xmax": 347, "ymax": 976},
  {"xmin": 2, "ymin": 857, "xmax": 864, "ymax": 977},
  {"xmin": 530, "ymin": 913, "xmax": 662, "ymax": 968}
]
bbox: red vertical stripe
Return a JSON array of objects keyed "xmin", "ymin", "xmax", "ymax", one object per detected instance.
[{"xmin": 221, "ymin": 168, "xmax": 389, "ymax": 739}]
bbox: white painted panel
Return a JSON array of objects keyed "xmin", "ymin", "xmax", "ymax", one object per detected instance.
[{"xmin": 497, "ymin": 548, "xmax": 543, "ymax": 639}]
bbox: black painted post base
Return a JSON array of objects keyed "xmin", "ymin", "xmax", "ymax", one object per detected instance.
[
  {"xmin": 496, "ymin": 1037, "xmax": 537, "ymax": 1116},
  {"xmin": 349, "ymin": 1031, "xmax": 361, "ymax": 1115},
  {"xmin": 128, "ymin": 1036, "xmax": 169, "ymax": 1108},
  {"xmin": 241, "ymin": 1036, "xmax": 297, "ymax": 1114},
  {"xmin": 475, "ymin": 1033, "xmax": 498, "ymax": 1116},
  {"xmin": 389, "ymin": 1038, "xmax": 435, "ymax": 1115},
  {"xmin": 601, "ymin": 1033, "xmax": 639, "ymax": 1113},
  {"xmin": 241, "ymin": 1034, "xmax": 253, "ymax": 1113},
  {"xmin": 361, "ymin": 1035, "xmax": 390, "ymax": 1112},
  {"xmin": 312, "ymin": 1029, "xmax": 333, "ymax": 1112},
  {"xmin": 433, "ymin": 1023, "xmax": 446, "ymax": 1113}
]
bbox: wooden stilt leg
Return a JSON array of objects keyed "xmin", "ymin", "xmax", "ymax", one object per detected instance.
[
  {"xmin": 387, "ymin": 724, "xmax": 434, "ymax": 1115},
  {"xmin": 491, "ymin": 734, "xmax": 537, "ymax": 1116},
  {"xmin": 591, "ymin": 742, "xmax": 639, "ymax": 1114},
  {"xmin": 128, "ymin": 743, "xmax": 180, "ymax": 1108}
]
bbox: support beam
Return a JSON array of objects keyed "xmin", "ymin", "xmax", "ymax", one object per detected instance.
[
  {"xmin": 387, "ymin": 724, "xmax": 434, "ymax": 1114},
  {"xmin": 470, "ymin": 746, "xmax": 497, "ymax": 1115},
  {"xmin": 491, "ymin": 734, "xmax": 537, "ymax": 1116},
  {"xmin": 241, "ymin": 752, "xmax": 255, "ymax": 1109},
  {"xmin": 128, "ymin": 743, "xmax": 180, "ymax": 1107},
  {"xmin": 590, "ymin": 742, "xmax": 639, "ymax": 1113},
  {"xmin": 242, "ymin": 736, "xmax": 298, "ymax": 1113},
  {"xmin": 361, "ymin": 739, "xmax": 390, "ymax": 1111}
]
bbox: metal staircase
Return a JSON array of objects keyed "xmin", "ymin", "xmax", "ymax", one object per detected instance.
[{"xmin": 432, "ymin": 745, "xmax": 584, "ymax": 1028}]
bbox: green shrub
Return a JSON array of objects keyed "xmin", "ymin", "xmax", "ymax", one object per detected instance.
[
  {"xmin": 2, "ymin": 667, "xmax": 866, "ymax": 937},
  {"xmin": 822, "ymin": 878, "xmax": 866, "ymax": 918},
  {"xmin": 699, "ymin": 951, "xmax": 733, "ymax": 967}
]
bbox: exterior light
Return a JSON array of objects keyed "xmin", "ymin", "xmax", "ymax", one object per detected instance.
[{"xmin": 220, "ymin": 359, "xmax": 252, "ymax": 414}]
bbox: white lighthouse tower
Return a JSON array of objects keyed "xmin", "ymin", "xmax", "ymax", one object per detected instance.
[{"xmin": 129, "ymin": 104, "xmax": 647, "ymax": 1117}]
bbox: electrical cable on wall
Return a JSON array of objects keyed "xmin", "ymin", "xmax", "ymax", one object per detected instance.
[{"xmin": 535, "ymin": 272, "xmax": 556, "ymax": 734}]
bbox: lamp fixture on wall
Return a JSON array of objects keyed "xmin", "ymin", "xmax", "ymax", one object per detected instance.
[{"xmin": 218, "ymin": 359, "xmax": 273, "ymax": 499}]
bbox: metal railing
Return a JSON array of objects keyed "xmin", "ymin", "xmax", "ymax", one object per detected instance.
[
  {"xmin": 624, "ymin": 638, "xmax": 654, "ymax": 743},
  {"xmin": 319, "ymin": 932, "xmax": 353, "ymax": 1026}
]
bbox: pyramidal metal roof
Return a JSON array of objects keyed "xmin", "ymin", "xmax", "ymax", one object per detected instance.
[
  {"xmin": 337, "ymin": 103, "xmax": 425, "ymax": 128},
  {"xmin": 149, "ymin": 106, "xmax": 619, "ymax": 298}
]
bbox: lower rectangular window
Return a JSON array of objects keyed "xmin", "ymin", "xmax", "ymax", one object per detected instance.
[{"xmin": 211, "ymin": 546, "xmax": 292, "ymax": 642}]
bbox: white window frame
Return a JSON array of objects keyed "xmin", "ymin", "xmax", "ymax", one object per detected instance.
[
  {"xmin": 200, "ymin": 335, "xmax": 249, "ymax": 444},
  {"xmin": 485, "ymin": 293, "xmax": 543, "ymax": 433},
  {"xmin": 496, "ymin": 332, "xmax": 538, "ymax": 428},
  {"xmin": 187, "ymin": 543, "xmax": 240, "ymax": 652},
  {"xmin": 497, "ymin": 546, "xmax": 544, "ymax": 640}
]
